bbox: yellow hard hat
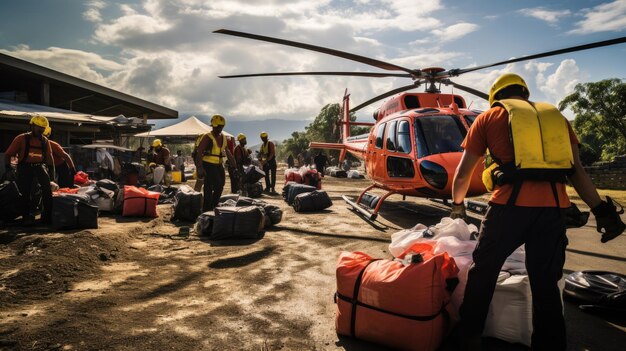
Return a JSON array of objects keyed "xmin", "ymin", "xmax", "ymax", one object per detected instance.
[
  {"xmin": 237, "ymin": 133, "xmax": 246, "ymax": 141},
  {"xmin": 152, "ymin": 139, "xmax": 162, "ymax": 148},
  {"xmin": 489, "ymin": 73, "xmax": 529, "ymax": 106},
  {"xmin": 149, "ymin": 162, "xmax": 157, "ymax": 168},
  {"xmin": 29, "ymin": 114, "xmax": 49, "ymax": 128},
  {"xmin": 211, "ymin": 114, "xmax": 226, "ymax": 127},
  {"xmin": 43, "ymin": 126, "xmax": 52, "ymax": 137},
  {"xmin": 260, "ymin": 131, "xmax": 268, "ymax": 138}
]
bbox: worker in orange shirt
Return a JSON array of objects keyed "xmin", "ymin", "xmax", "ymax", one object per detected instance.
[
  {"xmin": 259, "ymin": 131, "xmax": 277, "ymax": 195},
  {"xmin": 4, "ymin": 115, "xmax": 55, "ymax": 225},
  {"xmin": 43, "ymin": 126, "xmax": 76, "ymax": 188}
]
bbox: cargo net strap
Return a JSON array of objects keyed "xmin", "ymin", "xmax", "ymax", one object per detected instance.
[
  {"xmin": 335, "ymin": 259, "xmax": 447, "ymax": 338},
  {"xmin": 124, "ymin": 196, "xmax": 158, "ymax": 216}
]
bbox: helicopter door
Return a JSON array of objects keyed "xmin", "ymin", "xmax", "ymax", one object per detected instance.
[
  {"xmin": 386, "ymin": 119, "xmax": 415, "ymax": 178},
  {"xmin": 369, "ymin": 122, "xmax": 387, "ymax": 181}
]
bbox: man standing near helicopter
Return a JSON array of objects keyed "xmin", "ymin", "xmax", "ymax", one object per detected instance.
[{"xmin": 450, "ymin": 73, "xmax": 625, "ymax": 350}]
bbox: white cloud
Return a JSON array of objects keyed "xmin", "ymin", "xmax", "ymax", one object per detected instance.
[
  {"xmin": 0, "ymin": 46, "xmax": 123, "ymax": 84},
  {"xmin": 83, "ymin": 0, "xmax": 107, "ymax": 23},
  {"xmin": 431, "ymin": 22, "xmax": 478, "ymax": 42},
  {"xmin": 518, "ymin": 7, "xmax": 571, "ymax": 25},
  {"xmin": 569, "ymin": 0, "xmax": 626, "ymax": 34}
]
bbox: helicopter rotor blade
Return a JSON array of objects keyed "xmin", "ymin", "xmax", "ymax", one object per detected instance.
[
  {"xmin": 214, "ymin": 29, "xmax": 417, "ymax": 75},
  {"xmin": 451, "ymin": 35, "xmax": 626, "ymax": 76},
  {"xmin": 350, "ymin": 83, "xmax": 419, "ymax": 112},
  {"xmin": 219, "ymin": 72, "xmax": 413, "ymax": 78},
  {"xmin": 446, "ymin": 80, "xmax": 489, "ymax": 100}
]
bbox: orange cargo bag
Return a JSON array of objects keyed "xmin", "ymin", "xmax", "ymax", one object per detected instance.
[
  {"xmin": 122, "ymin": 185, "xmax": 160, "ymax": 217},
  {"xmin": 335, "ymin": 243, "xmax": 458, "ymax": 351}
]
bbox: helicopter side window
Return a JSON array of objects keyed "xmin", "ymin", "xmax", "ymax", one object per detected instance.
[
  {"xmin": 375, "ymin": 123, "xmax": 386, "ymax": 149},
  {"xmin": 386, "ymin": 121, "xmax": 397, "ymax": 151},
  {"xmin": 396, "ymin": 120, "xmax": 411, "ymax": 154},
  {"xmin": 387, "ymin": 156, "xmax": 415, "ymax": 178},
  {"xmin": 414, "ymin": 115, "xmax": 465, "ymax": 157}
]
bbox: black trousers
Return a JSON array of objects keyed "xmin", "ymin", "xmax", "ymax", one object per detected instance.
[
  {"xmin": 459, "ymin": 204, "xmax": 567, "ymax": 350},
  {"xmin": 228, "ymin": 166, "xmax": 240, "ymax": 193},
  {"xmin": 263, "ymin": 159, "xmax": 277, "ymax": 190},
  {"xmin": 56, "ymin": 162, "xmax": 73, "ymax": 188},
  {"xmin": 202, "ymin": 162, "xmax": 225, "ymax": 212},
  {"xmin": 315, "ymin": 163, "xmax": 325, "ymax": 177},
  {"xmin": 17, "ymin": 163, "xmax": 52, "ymax": 222}
]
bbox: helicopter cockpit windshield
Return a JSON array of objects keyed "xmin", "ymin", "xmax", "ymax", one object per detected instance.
[{"xmin": 414, "ymin": 115, "xmax": 466, "ymax": 157}]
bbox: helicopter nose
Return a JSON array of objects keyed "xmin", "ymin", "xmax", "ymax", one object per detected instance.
[{"xmin": 419, "ymin": 160, "xmax": 448, "ymax": 189}]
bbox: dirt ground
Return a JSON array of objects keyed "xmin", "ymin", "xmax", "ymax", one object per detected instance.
[{"xmin": 1, "ymin": 166, "xmax": 624, "ymax": 351}]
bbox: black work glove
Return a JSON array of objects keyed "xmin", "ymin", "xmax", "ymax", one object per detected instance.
[
  {"xmin": 591, "ymin": 196, "xmax": 626, "ymax": 243},
  {"xmin": 450, "ymin": 201, "xmax": 467, "ymax": 220}
]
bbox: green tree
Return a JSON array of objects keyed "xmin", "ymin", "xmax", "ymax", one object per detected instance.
[
  {"xmin": 278, "ymin": 131, "xmax": 310, "ymax": 162},
  {"xmin": 559, "ymin": 79, "xmax": 626, "ymax": 163}
]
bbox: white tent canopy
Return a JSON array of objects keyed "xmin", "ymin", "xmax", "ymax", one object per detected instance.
[{"xmin": 134, "ymin": 116, "xmax": 233, "ymax": 138}]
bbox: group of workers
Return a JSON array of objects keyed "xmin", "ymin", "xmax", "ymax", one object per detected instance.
[{"xmin": 193, "ymin": 114, "xmax": 277, "ymax": 212}]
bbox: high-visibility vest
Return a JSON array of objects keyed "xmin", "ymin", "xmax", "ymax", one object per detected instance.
[
  {"xmin": 201, "ymin": 133, "xmax": 226, "ymax": 164},
  {"xmin": 260, "ymin": 141, "xmax": 273, "ymax": 161},
  {"xmin": 482, "ymin": 99, "xmax": 574, "ymax": 191}
]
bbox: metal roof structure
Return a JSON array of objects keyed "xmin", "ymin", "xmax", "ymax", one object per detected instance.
[{"xmin": 0, "ymin": 52, "xmax": 178, "ymax": 120}]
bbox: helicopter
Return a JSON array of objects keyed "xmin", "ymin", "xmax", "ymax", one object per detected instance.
[{"xmin": 214, "ymin": 29, "xmax": 626, "ymax": 220}]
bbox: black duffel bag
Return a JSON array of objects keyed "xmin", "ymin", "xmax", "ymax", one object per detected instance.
[
  {"xmin": 293, "ymin": 190, "xmax": 333, "ymax": 212},
  {"xmin": 359, "ymin": 192, "xmax": 381, "ymax": 209},
  {"xmin": 243, "ymin": 165, "xmax": 266, "ymax": 184},
  {"xmin": 286, "ymin": 184, "xmax": 316, "ymax": 205},
  {"xmin": 262, "ymin": 204, "xmax": 283, "ymax": 227},
  {"xmin": 172, "ymin": 185, "xmax": 203, "ymax": 222},
  {"xmin": 245, "ymin": 182, "xmax": 264, "ymax": 198},
  {"xmin": 52, "ymin": 194, "xmax": 98, "ymax": 230},
  {"xmin": 195, "ymin": 211, "xmax": 214, "ymax": 236},
  {"xmin": 0, "ymin": 181, "xmax": 22, "ymax": 220},
  {"xmin": 210, "ymin": 206, "xmax": 265, "ymax": 240},
  {"xmin": 330, "ymin": 169, "xmax": 347, "ymax": 178},
  {"xmin": 282, "ymin": 181, "xmax": 297, "ymax": 201}
]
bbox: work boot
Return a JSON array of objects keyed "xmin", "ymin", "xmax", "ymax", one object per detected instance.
[
  {"xmin": 263, "ymin": 188, "xmax": 271, "ymax": 194},
  {"xmin": 270, "ymin": 188, "xmax": 278, "ymax": 195}
]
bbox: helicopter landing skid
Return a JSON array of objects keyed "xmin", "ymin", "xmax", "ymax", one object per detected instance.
[
  {"xmin": 344, "ymin": 188, "xmax": 398, "ymax": 221},
  {"xmin": 429, "ymin": 198, "xmax": 489, "ymax": 215}
]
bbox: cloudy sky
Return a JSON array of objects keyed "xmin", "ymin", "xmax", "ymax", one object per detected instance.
[{"xmin": 1, "ymin": 0, "xmax": 625, "ymax": 123}]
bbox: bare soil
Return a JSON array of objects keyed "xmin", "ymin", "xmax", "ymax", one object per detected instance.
[{"xmin": 1, "ymin": 168, "xmax": 624, "ymax": 351}]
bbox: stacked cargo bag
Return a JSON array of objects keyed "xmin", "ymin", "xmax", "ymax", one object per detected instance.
[
  {"xmin": 329, "ymin": 168, "xmax": 347, "ymax": 178},
  {"xmin": 52, "ymin": 194, "xmax": 99, "ymax": 230},
  {"xmin": 122, "ymin": 185, "xmax": 160, "ymax": 217},
  {"xmin": 286, "ymin": 184, "xmax": 316, "ymax": 205},
  {"xmin": 244, "ymin": 182, "xmax": 264, "ymax": 198},
  {"xmin": 335, "ymin": 243, "xmax": 458, "ymax": 351},
  {"xmin": 293, "ymin": 190, "xmax": 333, "ymax": 212},
  {"xmin": 171, "ymin": 185, "xmax": 203, "ymax": 221},
  {"xmin": 282, "ymin": 181, "xmax": 297, "ymax": 201},
  {"xmin": 262, "ymin": 204, "xmax": 283, "ymax": 227},
  {"xmin": 0, "ymin": 181, "xmax": 21, "ymax": 221},
  {"xmin": 563, "ymin": 271, "xmax": 626, "ymax": 312},
  {"xmin": 210, "ymin": 206, "xmax": 265, "ymax": 240},
  {"xmin": 347, "ymin": 170, "xmax": 364, "ymax": 179},
  {"xmin": 243, "ymin": 165, "xmax": 266, "ymax": 184},
  {"xmin": 284, "ymin": 168, "xmax": 303, "ymax": 184},
  {"xmin": 195, "ymin": 211, "xmax": 215, "ymax": 236},
  {"xmin": 219, "ymin": 194, "xmax": 240, "ymax": 203},
  {"xmin": 302, "ymin": 169, "xmax": 322, "ymax": 189}
]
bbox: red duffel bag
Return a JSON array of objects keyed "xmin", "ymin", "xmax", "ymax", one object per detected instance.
[
  {"xmin": 285, "ymin": 170, "xmax": 303, "ymax": 184},
  {"xmin": 335, "ymin": 242, "xmax": 458, "ymax": 351},
  {"xmin": 122, "ymin": 186, "xmax": 160, "ymax": 217},
  {"xmin": 74, "ymin": 171, "xmax": 90, "ymax": 185}
]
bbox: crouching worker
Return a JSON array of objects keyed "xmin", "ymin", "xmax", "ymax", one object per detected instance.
[
  {"xmin": 195, "ymin": 114, "xmax": 238, "ymax": 211},
  {"xmin": 4, "ymin": 115, "xmax": 55, "ymax": 225},
  {"xmin": 152, "ymin": 139, "xmax": 172, "ymax": 186},
  {"xmin": 44, "ymin": 126, "xmax": 76, "ymax": 188},
  {"xmin": 450, "ymin": 73, "xmax": 625, "ymax": 350}
]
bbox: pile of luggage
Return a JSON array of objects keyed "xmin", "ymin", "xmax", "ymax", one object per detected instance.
[
  {"xmin": 325, "ymin": 166, "xmax": 364, "ymax": 179},
  {"xmin": 283, "ymin": 166, "xmax": 322, "ymax": 189},
  {"xmin": 336, "ymin": 217, "xmax": 558, "ymax": 349},
  {"xmin": 283, "ymin": 182, "xmax": 332, "ymax": 212},
  {"xmin": 241, "ymin": 165, "xmax": 265, "ymax": 198},
  {"xmin": 194, "ymin": 194, "xmax": 283, "ymax": 240}
]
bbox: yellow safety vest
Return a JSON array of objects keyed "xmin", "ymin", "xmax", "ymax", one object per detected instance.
[
  {"xmin": 260, "ymin": 141, "xmax": 272, "ymax": 161},
  {"xmin": 201, "ymin": 133, "xmax": 226, "ymax": 164},
  {"xmin": 482, "ymin": 99, "xmax": 574, "ymax": 191}
]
